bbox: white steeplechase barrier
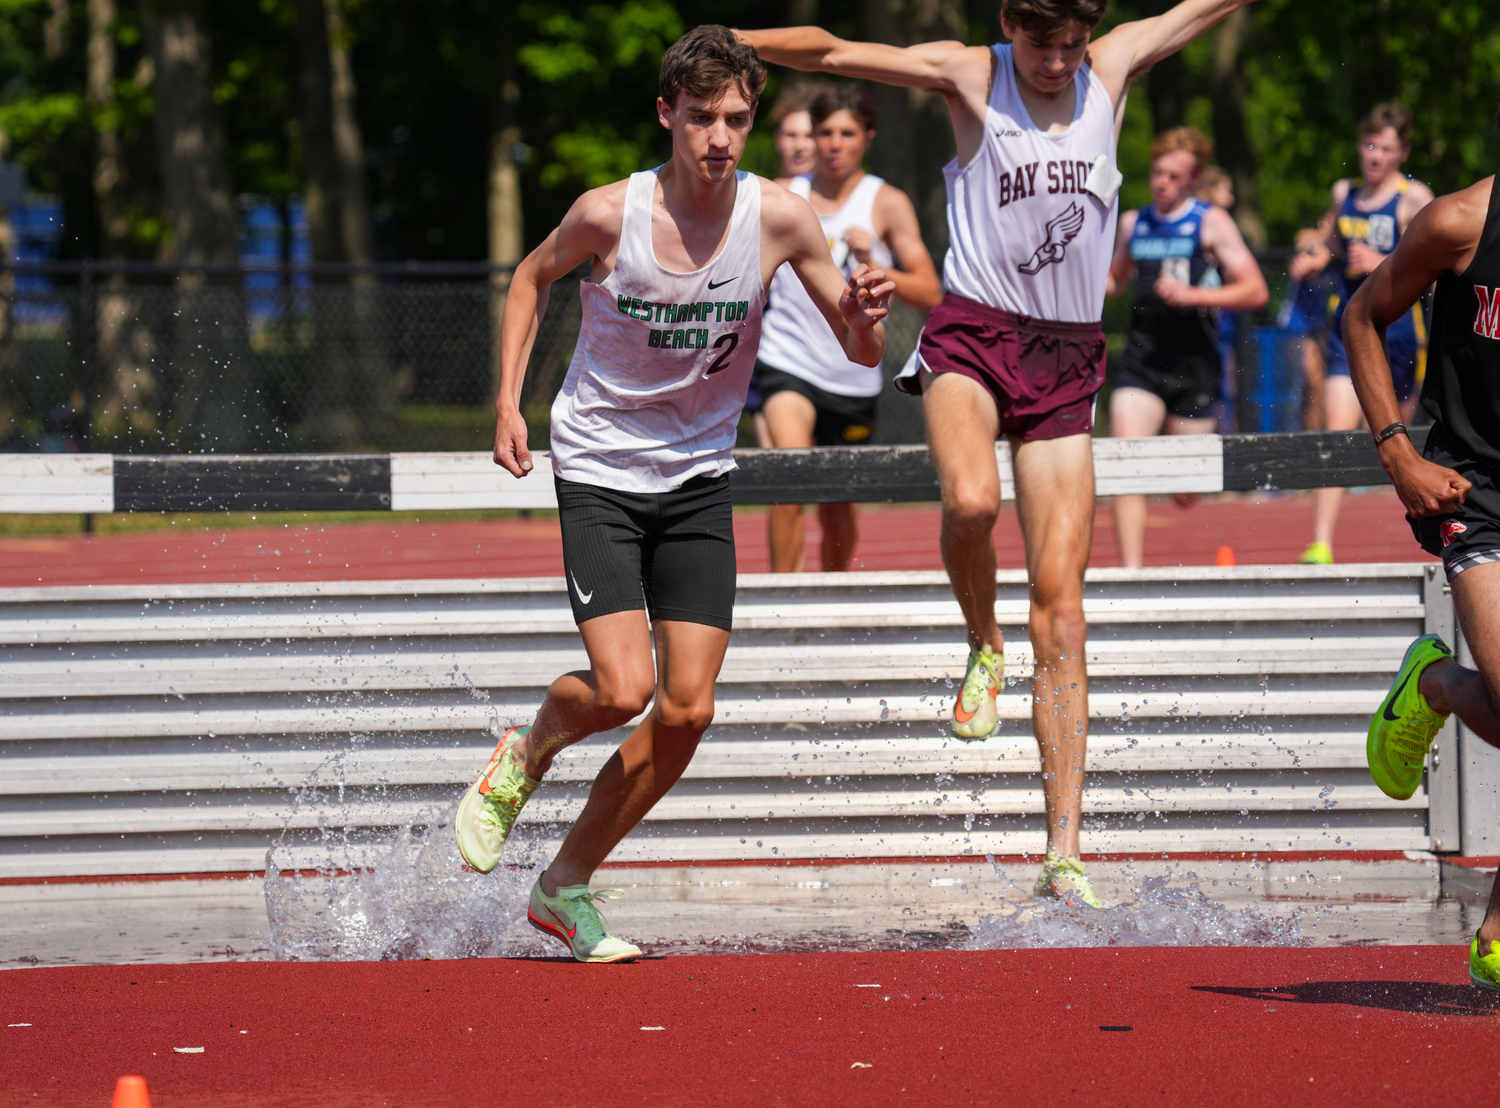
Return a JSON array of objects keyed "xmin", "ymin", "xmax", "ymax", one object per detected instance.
[{"xmin": 0, "ymin": 563, "xmax": 1467, "ymax": 879}]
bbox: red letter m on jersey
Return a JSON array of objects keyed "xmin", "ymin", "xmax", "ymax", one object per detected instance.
[{"xmin": 1476, "ymin": 285, "xmax": 1500, "ymax": 340}]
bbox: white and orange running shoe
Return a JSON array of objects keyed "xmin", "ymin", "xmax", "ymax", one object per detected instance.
[
  {"xmin": 455, "ymin": 725, "xmax": 540, "ymax": 873},
  {"xmin": 952, "ymin": 643, "xmax": 1002, "ymax": 740},
  {"xmin": 527, "ymin": 878, "xmax": 642, "ymax": 963}
]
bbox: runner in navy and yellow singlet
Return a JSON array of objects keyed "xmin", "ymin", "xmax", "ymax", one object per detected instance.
[
  {"xmin": 1344, "ymin": 142, "xmax": 1500, "ymax": 993},
  {"xmin": 1106, "ymin": 127, "xmax": 1266, "ymax": 568},
  {"xmin": 1289, "ymin": 103, "xmax": 1435, "ymax": 564}
]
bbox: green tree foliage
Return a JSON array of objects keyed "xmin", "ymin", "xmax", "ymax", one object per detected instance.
[{"xmin": 1, "ymin": 0, "xmax": 1498, "ymax": 261}]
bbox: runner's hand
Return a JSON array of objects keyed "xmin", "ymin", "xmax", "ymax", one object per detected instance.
[
  {"xmin": 1382, "ymin": 443, "xmax": 1470, "ymax": 518},
  {"xmin": 841, "ymin": 264, "xmax": 894, "ymax": 330},
  {"xmin": 1154, "ymin": 272, "xmax": 1199, "ymax": 308},
  {"xmin": 1345, "ymin": 242, "xmax": 1385, "ymax": 277},
  {"xmin": 493, "ymin": 407, "xmax": 534, "ymax": 478},
  {"xmin": 844, "ymin": 228, "xmax": 874, "ymax": 267}
]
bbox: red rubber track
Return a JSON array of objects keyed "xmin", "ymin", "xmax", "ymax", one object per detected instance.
[
  {"xmin": 0, "ymin": 490, "xmax": 1431, "ymax": 587},
  {"xmin": 1, "ymin": 947, "xmax": 1494, "ymax": 1107}
]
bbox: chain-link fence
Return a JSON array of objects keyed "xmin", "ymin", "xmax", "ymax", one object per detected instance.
[{"xmin": 1, "ymin": 258, "xmax": 1317, "ymax": 455}]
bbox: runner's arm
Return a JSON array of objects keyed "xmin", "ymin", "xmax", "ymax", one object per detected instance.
[
  {"xmin": 1345, "ymin": 190, "xmax": 1484, "ymax": 516},
  {"xmin": 734, "ymin": 27, "xmax": 983, "ymax": 95},
  {"xmin": 1105, "ymin": 209, "xmax": 1139, "ymax": 299},
  {"xmin": 866, "ymin": 184, "xmax": 942, "ymax": 312},
  {"xmin": 1289, "ymin": 185, "xmax": 1341, "ymax": 280},
  {"xmin": 1157, "ymin": 206, "xmax": 1267, "ymax": 311},
  {"xmin": 1088, "ymin": 0, "xmax": 1260, "ymax": 101},
  {"xmin": 493, "ymin": 187, "xmax": 621, "ymax": 478},
  {"xmin": 766, "ymin": 185, "xmax": 894, "ymax": 367}
]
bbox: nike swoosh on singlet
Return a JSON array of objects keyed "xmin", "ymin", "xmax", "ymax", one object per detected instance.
[
  {"xmin": 707, "ymin": 276, "xmax": 739, "ymax": 289},
  {"xmin": 1382, "ymin": 669, "xmax": 1415, "ymax": 721},
  {"xmin": 571, "ymin": 573, "xmax": 593, "ymax": 605}
]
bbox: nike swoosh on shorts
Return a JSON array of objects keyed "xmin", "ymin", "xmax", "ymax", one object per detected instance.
[{"xmin": 571, "ymin": 573, "xmax": 593, "ymax": 604}]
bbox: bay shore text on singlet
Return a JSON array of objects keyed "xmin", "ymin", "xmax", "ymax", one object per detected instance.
[
  {"xmin": 941, "ymin": 43, "xmax": 1119, "ymax": 324},
  {"xmin": 1421, "ymin": 172, "xmax": 1500, "ymax": 468},
  {"xmin": 757, "ymin": 174, "xmax": 889, "ymax": 398},
  {"xmin": 550, "ymin": 168, "xmax": 763, "ymax": 493}
]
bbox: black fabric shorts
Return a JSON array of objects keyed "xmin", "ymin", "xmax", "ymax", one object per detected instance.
[
  {"xmin": 1114, "ymin": 329, "xmax": 1222, "ymax": 419},
  {"xmin": 754, "ymin": 362, "xmax": 879, "ymax": 445},
  {"xmin": 1408, "ymin": 430, "xmax": 1500, "ymax": 581},
  {"xmin": 556, "ymin": 474, "xmax": 737, "ymax": 630}
]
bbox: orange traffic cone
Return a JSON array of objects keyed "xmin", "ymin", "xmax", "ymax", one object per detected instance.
[
  {"xmin": 111, "ymin": 1075, "xmax": 151, "ymax": 1108},
  {"xmin": 1215, "ymin": 546, "xmax": 1236, "ymax": 567}
]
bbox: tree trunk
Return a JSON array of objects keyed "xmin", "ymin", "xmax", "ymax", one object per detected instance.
[
  {"xmin": 143, "ymin": 1, "xmax": 270, "ymax": 450},
  {"xmin": 292, "ymin": 0, "xmax": 388, "ymax": 448},
  {"xmin": 489, "ymin": 23, "xmax": 523, "ymax": 410},
  {"xmin": 861, "ymin": 0, "xmax": 961, "ymax": 263},
  {"xmin": 1210, "ymin": 8, "xmax": 1267, "ymax": 249}
]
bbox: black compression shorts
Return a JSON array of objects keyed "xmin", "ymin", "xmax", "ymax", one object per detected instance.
[
  {"xmin": 754, "ymin": 362, "xmax": 879, "ymax": 445},
  {"xmin": 1114, "ymin": 329, "xmax": 1222, "ymax": 420},
  {"xmin": 1408, "ymin": 431, "xmax": 1500, "ymax": 582},
  {"xmin": 556, "ymin": 474, "xmax": 737, "ymax": 630}
]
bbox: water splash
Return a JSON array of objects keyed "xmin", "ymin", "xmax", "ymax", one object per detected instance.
[
  {"xmin": 264, "ymin": 805, "xmax": 549, "ymax": 961},
  {"xmin": 966, "ymin": 868, "xmax": 1306, "ymax": 950}
]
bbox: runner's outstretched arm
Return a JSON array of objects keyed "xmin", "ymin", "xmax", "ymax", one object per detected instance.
[
  {"xmin": 733, "ymin": 27, "xmax": 983, "ymax": 95},
  {"xmin": 765, "ymin": 183, "xmax": 895, "ymax": 366},
  {"xmin": 1345, "ymin": 185, "xmax": 1489, "ymax": 516},
  {"xmin": 1087, "ymin": 1, "xmax": 1260, "ymax": 99},
  {"xmin": 493, "ymin": 186, "xmax": 623, "ymax": 478}
]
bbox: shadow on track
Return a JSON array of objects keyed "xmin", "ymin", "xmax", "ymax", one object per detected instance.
[{"xmin": 1192, "ymin": 981, "xmax": 1500, "ymax": 1017}]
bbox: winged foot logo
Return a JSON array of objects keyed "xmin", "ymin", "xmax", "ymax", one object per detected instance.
[{"xmin": 1018, "ymin": 203, "xmax": 1086, "ymax": 275}]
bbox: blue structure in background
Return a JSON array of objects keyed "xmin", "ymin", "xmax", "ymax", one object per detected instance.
[
  {"xmin": 240, "ymin": 198, "xmax": 312, "ymax": 325},
  {"xmin": 10, "ymin": 198, "xmax": 67, "ymax": 325}
]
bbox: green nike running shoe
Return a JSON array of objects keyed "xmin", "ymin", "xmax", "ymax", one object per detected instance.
[
  {"xmin": 1033, "ymin": 850, "xmax": 1101, "ymax": 908},
  {"xmin": 1299, "ymin": 541, "xmax": 1334, "ymax": 565},
  {"xmin": 1472, "ymin": 931, "xmax": 1500, "ymax": 992},
  {"xmin": 1367, "ymin": 635, "xmax": 1452, "ymax": 801},
  {"xmin": 952, "ymin": 643, "xmax": 1002, "ymax": 741},
  {"xmin": 455, "ymin": 726, "xmax": 540, "ymax": 873},
  {"xmin": 527, "ymin": 878, "xmax": 642, "ymax": 963}
]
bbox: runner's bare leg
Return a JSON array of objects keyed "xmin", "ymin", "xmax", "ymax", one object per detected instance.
[
  {"xmin": 1013, "ymin": 433, "xmax": 1095, "ymax": 859},
  {"xmin": 512, "ymin": 609, "xmax": 658, "ymax": 780},
  {"xmin": 923, "ymin": 370, "xmax": 1004, "ymax": 653},
  {"xmin": 541, "ymin": 619, "xmax": 731, "ymax": 892},
  {"xmin": 817, "ymin": 502, "xmax": 858, "ymax": 571},
  {"xmin": 763, "ymin": 390, "xmax": 817, "ymax": 572},
  {"xmin": 1418, "ymin": 561, "xmax": 1500, "ymax": 944}
]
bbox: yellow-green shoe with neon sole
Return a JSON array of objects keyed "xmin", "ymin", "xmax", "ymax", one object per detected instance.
[
  {"xmin": 1299, "ymin": 541, "xmax": 1334, "ymax": 565},
  {"xmin": 455, "ymin": 725, "xmax": 540, "ymax": 873},
  {"xmin": 1471, "ymin": 931, "xmax": 1500, "ymax": 992},
  {"xmin": 528, "ymin": 878, "xmax": 642, "ymax": 963},
  {"xmin": 952, "ymin": 643, "xmax": 1002, "ymax": 741},
  {"xmin": 1367, "ymin": 635, "xmax": 1452, "ymax": 801},
  {"xmin": 1033, "ymin": 850, "xmax": 1101, "ymax": 908}
]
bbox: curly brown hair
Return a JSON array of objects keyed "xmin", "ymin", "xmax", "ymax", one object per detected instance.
[
  {"xmin": 1151, "ymin": 127, "xmax": 1214, "ymax": 173},
  {"xmin": 659, "ymin": 25, "xmax": 767, "ymax": 108},
  {"xmin": 1000, "ymin": 0, "xmax": 1109, "ymax": 38}
]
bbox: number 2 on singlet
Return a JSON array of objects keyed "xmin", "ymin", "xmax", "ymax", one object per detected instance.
[{"xmin": 705, "ymin": 332, "xmax": 739, "ymax": 376}]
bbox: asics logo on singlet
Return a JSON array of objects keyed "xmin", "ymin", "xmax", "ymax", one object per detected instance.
[
  {"xmin": 1475, "ymin": 285, "xmax": 1500, "ymax": 340},
  {"xmin": 1018, "ymin": 203, "xmax": 1086, "ymax": 276},
  {"xmin": 994, "ymin": 127, "xmax": 1022, "ymax": 137}
]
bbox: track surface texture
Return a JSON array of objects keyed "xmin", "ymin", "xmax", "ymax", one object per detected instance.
[
  {"xmin": 2, "ymin": 947, "xmax": 1494, "ymax": 1107},
  {"xmin": 0, "ymin": 489, "xmax": 1431, "ymax": 586}
]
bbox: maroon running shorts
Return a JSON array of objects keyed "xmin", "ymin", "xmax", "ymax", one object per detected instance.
[{"xmin": 911, "ymin": 294, "xmax": 1106, "ymax": 441}]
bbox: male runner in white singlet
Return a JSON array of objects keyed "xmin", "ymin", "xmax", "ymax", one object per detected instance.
[
  {"xmin": 452, "ymin": 25, "xmax": 892, "ymax": 963},
  {"xmin": 758, "ymin": 83, "xmax": 942, "ymax": 571},
  {"xmin": 739, "ymin": 0, "xmax": 1258, "ymax": 906}
]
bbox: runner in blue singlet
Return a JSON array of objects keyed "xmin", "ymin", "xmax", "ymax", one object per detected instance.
[{"xmin": 1288, "ymin": 103, "xmax": 1435, "ymax": 564}]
